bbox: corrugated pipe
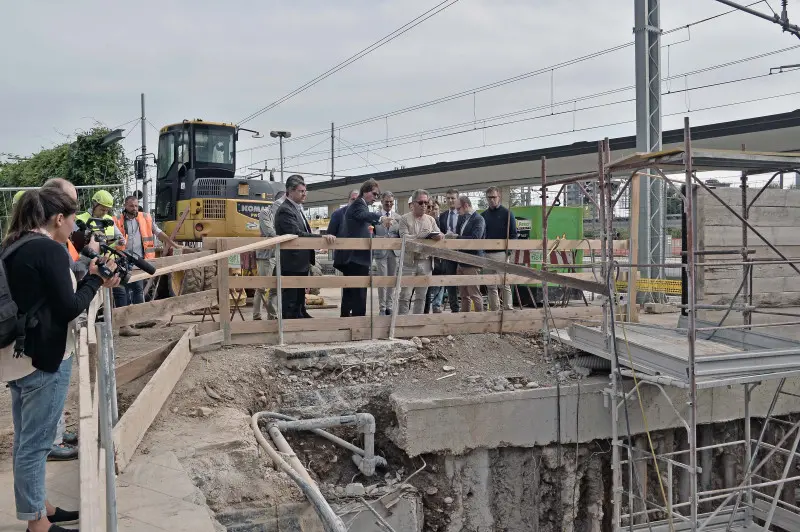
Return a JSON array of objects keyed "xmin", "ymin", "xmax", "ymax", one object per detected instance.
[
  {"xmin": 572, "ymin": 354, "xmax": 612, "ymax": 370},
  {"xmin": 251, "ymin": 412, "xmax": 346, "ymax": 532}
]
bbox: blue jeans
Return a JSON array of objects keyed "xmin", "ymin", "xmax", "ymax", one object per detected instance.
[
  {"xmin": 10, "ymin": 358, "xmax": 73, "ymax": 520},
  {"xmin": 113, "ymin": 280, "xmax": 144, "ymax": 308},
  {"xmin": 428, "ymin": 286, "xmax": 444, "ymax": 308}
]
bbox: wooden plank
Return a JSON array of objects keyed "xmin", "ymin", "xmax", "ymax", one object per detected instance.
[
  {"xmin": 229, "ymin": 329, "xmax": 352, "ymax": 346},
  {"xmin": 136, "ymin": 250, "xmax": 214, "ymax": 273},
  {"xmin": 129, "ymin": 234, "xmax": 297, "ymax": 282},
  {"xmin": 112, "ymin": 290, "xmax": 217, "ymax": 328},
  {"xmin": 227, "ymin": 272, "xmax": 590, "ymax": 290},
  {"xmin": 218, "ymin": 239, "xmax": 231, "ymax": 345},
  {"xmin": 115, "ymin": 340, "xmax": 179, "ymax": 387},
  {"xmin": 230, "ymin": 306, "xmax": 601, "ymax": 335},
  {"xmin": 196, "ymin": 321, "xmax": 221, "ymax": 336},
  {"xmin": 236, "ymin": 308, "xmax": 601, "ymax": 343},
  {"xmin": 206, "ymin": 236, "xmax": 628, "ymax": 251},
  {"xmin": 404, "ymin": 241, "xmax": 610, "ymax": 295},
  {"xmin": 78, "ymin": 327, "xmax": 102, "ymax": 531},
  {"xmin": 190, "ymin": 329, "xmax": 224, "ymax": 351},
  {"xmin": 112, "ymin": 326, "xmax": 196, "ymax": 473}
]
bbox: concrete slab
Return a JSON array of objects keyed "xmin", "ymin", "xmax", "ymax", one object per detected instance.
[{"xmin": 389, "ymin": 376, "xmax": 800, "ymax": 456}]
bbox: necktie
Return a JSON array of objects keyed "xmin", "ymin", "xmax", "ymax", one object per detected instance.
[{"xmin": 449, "ymin": 211, "xmax": 456, "ymax": 233}]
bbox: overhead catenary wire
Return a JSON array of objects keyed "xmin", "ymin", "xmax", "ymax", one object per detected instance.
[
  {"xmin": 272, "ymin": 88, "xmax": 800, "ymax": 197},
  {"xmin": 236, "ymin": 0, "xmax": 462, "ymax": 126},
  {"xmin": 237, "ymin": 2, "xmax": 769, "ymax": 154},
  {"xmin": 236, "ymin": 44, "xmax": 800, "ymax": 173},
  {"xmin": 240, "ymin": 80, "xmax": 800, "ymax": 181}
]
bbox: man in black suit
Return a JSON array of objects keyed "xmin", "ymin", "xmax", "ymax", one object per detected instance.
[
  {"xmin": 334, "ymin": 178, "xmax": 392, "ymax": 317},
  {"xmin": 438, "ymin": 188, "xmax": 462, "ymax": 312},
  {"xmin": 275, "ymin": 174, "xmax": 336, "ymax": 319},
  {"xmin": 450, "ymin": 196, "xmax": 486, "ymax": 312},
  {"xmin": 326, "ymin": 189, "xmax": 359, "ymax": 264}
]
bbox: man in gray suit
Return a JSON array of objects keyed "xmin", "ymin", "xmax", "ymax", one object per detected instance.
[
  {"xmin": 373, "ymin": 191, "xmax": 402, "ymax": 315},
  {"xmin": 253, "ymin": 190, "xmax": 286, "ymax": 320}
]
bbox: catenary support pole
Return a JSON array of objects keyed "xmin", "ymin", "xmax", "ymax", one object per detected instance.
[
  {"xmin": 141, "ymin": 93, "xmax": 148, "ymax": 213},
  {"xmin": 634, "ymin": 0, "xmax": 664, "ymax": 302}
]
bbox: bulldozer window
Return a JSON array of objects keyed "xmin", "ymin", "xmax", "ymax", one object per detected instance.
[
  {"xmin": 194, "ymin": 126, "xmax": 234, "ymax": 166},
  {"xmin": 157, "ymin": 133, "xmax": 175, "ymax": 179}
]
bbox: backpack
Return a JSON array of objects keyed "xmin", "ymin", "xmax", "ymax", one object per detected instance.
[{"xmin": 0, "ymin": 233, "xmax": 48, "ymax": 357}]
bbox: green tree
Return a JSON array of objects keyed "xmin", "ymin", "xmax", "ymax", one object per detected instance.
[{"xmin": 0, "ymin": 127, "xmax": 130, "ymax": 188}]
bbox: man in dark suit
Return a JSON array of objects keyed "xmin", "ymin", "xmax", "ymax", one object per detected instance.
[
  {"xmin": 334, "ymin": 178, "xmax": 391, "ymax": 317},
  {"xmin": 451, "ymin": 196, "xmax": 486, "ymax": 312},
  {"xmin": 439, "ymin": 188, "xmax": 462, "ymax": 312},
  {"xmin": 275, "ymin": 174, "xmax": 335, "ymax": 319}
]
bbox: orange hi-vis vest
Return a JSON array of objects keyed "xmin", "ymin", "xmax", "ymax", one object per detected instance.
[
  {"xmin": 114, "ymin": 212, "xmax": 156, "ymax": 260},
  {"xmin": 67, "ymin": 240, "xmax": 80, "ymax": 262}
]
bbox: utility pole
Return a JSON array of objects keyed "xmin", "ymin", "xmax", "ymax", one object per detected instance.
[
  {"xmin": 140, "ymin": 93, "xmax": 148, "ymax": 213},
  {"xmin": 331, "ymin": 122, "xmax": 335, "ymax": 180},
  {"xmin": 634, "ymin": 0, "xmax": 664, "ymax": 302}
]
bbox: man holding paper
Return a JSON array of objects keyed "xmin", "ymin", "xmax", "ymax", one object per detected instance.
[{"xmin": 397, "ymin": 189, "xmax": 442, "ymax": 315}]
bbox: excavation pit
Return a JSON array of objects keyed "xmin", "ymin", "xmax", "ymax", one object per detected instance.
[{"xmin": 114, "ymin": 327, "xmax": 800, "ymax": 531}]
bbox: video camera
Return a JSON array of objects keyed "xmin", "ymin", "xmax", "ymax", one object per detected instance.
[{"xmin": 71, "ymin": 218, "xmax": 156, "ymax": 284}]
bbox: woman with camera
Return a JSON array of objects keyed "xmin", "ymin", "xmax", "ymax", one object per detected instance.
[{"xmin": 0, "ymin": 188, "xmax": 118, "ymax": 532}]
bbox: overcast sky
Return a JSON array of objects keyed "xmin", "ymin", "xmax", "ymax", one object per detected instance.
[{"xmin": 2, "ymin": 0, "xmax": 799, "ymax": 189}]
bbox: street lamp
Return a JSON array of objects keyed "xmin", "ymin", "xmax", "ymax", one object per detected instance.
[{"xmin": 270, "ymin": 130, "xmax": 291, "ymax": 183}]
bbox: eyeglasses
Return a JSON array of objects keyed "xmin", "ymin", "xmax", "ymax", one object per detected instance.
[
  {"xmin": 486, "ymin": 196, "xmax": 499, "ymax": 199},
  {"xmin": 416, "ymin": 201, "xmax": 427, "ymax": 205}
]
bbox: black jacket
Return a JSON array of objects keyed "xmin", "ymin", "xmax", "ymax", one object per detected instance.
[
  {"xmin": 327, "ymin": 205, "xmax": 347, "ymax": 264},
  {"xmin": 481, "ymin": 205, "xmax": 518, "ymax": 240},
  {"xmin": 456, "ymin": 212, "xmax": 486, "ymax": 260},
  {"xmin": 5, "ymin": 235, "xmax": 103, "ymax": 372},
  {"xmin": 334, "ymin": 198, "xmax": 381, "ymax": 269},
  {"xmin": 275, "ymin": 200, "xmax": 315, "ymax": 273}
]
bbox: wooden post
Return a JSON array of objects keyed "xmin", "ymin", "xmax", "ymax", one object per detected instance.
[
  {"xmin": 629, "ymin": 173, "xmax": 640, "ymax": 322},
  {"xmin": 275, "ymin": 242, "xmax": 284, "ymax": 345},
  {"xmin": 218, "ymin": 239, "xmax": 231, "ymax": 345}
]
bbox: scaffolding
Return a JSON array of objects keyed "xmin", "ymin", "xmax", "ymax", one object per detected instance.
[{"xmin": 543, "ymin": 118, "xmax": 800, "ymax": 531}]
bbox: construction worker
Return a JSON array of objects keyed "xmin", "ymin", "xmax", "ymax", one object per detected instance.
[
  {"xmin": 76, "ymin": 189, "xmax": 123, "ymax": 243},
  {"xmin": 13, "ymin": 189, "xmax": 80, "ymax": 262},
  {"xmin": 113, "ymin": 195, "xmax": 182, "ymax": 336}
]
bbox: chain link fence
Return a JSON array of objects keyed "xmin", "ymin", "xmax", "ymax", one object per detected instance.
[{"xmin": 0, "ymin": 184, "xmax": 127, "ymax": 238}]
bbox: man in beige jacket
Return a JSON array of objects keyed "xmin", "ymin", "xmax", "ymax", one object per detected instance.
[{"xmin": 398, "ymin": 189, "xmax": 442, "ymax": 314}]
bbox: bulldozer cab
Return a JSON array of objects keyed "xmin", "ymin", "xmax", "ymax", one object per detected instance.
[{"xmin": 154, "ymin": 119, "xmax": 284, "ymax": 241}]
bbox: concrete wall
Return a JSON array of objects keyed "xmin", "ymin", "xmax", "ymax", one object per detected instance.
[
  {"xmin": 389, "ymin": 376, "xmax": 800, "ymax": 457},
  {"xmin": 697, "ymin": 187, "xmax": 800, "ymax": 306}
]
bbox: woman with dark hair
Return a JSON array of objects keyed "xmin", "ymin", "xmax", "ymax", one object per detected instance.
[{"xmin": 0, "ymin": 188, "xmax": 118, "ymax": 532}]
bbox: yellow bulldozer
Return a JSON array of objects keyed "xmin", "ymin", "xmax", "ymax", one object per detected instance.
[{"xmin": 152, "ymin": 119, "xmax": 285, "ymax": 298}]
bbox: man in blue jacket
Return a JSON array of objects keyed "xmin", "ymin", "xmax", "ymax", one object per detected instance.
[
  {"xmin": 481, "ymin": 186, "xmax": 517, "ymax": 310},
  {"xmin": 326, "ymin": 190, "xmax": 359, "ymax": 261},
  {"xmin": 334, "ymin": 179, "xmax": 391, "ymax": 317}
]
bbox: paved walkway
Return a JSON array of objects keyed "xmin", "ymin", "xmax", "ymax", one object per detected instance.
[{"xmin": 0, "ymin": 450, "xmax": 216, "ymax": 532}]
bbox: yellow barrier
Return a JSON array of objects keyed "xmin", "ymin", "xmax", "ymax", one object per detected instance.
[{"xmin": 615, "ymin": 278, "xmax": 682, "ymax": 295}]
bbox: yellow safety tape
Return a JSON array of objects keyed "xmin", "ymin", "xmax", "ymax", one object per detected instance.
[{"xmin": 615, "ymin": 278, "xmax": 682, "ymax": 295}]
